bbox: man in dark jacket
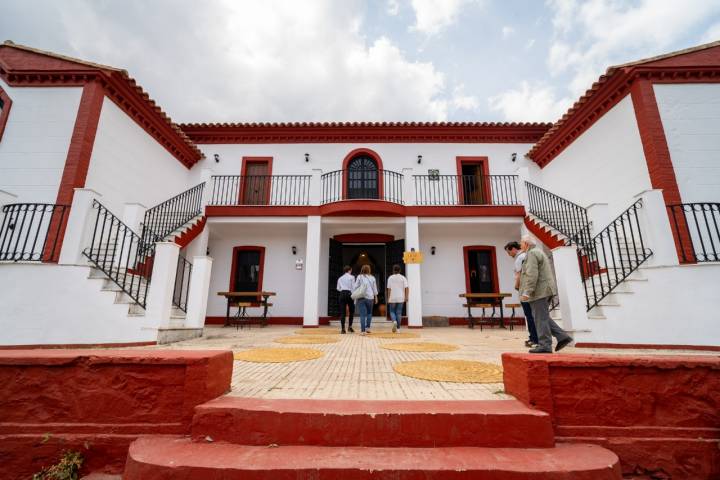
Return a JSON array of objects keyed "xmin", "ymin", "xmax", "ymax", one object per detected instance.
[{"xmin": 519, "ymin": 235, "xmax": 573, "ymax": 353}]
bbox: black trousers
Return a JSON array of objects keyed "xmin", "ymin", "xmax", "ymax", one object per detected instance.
[{"xmin": 338, "ymin": 291, "xmax": 354, "ymax": 329}]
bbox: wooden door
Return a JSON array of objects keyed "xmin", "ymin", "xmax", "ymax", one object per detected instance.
[{"xmin": 242, "ymin": 162, "xmax": 270, "ymax": 205}]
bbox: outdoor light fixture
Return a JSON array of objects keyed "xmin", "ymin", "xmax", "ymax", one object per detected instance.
[
  {"xmin": 431, "ymin": 246, "xmax": 436, "ymax": 255},
  {"xmin": 511, "ymin": 152, "xmax": 517, "ymax": 162},
  {"xmin": 292, "ymin": 246, "xmax": 297, "ymax": 255},
  {"xmin": 417, "ymin": 154, "xmax": 422, "ymax": 164},
  {"xmin": 214, "ymin": 154, "xmax": 220, "ymax": 163},
  {"xmin": 305, "ymin": 153, "xmax": 310, "ymax": 162}
]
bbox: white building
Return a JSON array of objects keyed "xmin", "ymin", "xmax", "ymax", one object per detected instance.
[{"xmin": 1, "ymin": 40, "xmax": 718, "ymax": 349}]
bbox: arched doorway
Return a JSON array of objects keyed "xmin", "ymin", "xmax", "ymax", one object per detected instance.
[{"xmin": 346, "ymin": 154, "xmax": 379, "ymax": 200}]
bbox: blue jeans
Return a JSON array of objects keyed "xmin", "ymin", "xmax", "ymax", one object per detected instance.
[
  {"xmin": 357, "ymin": 298, "xmax": 374, "ymax": 332},
  {"xmin": 521, "ymin": 301, "xmax": 539, "ymax": 344},
  {"xmin": 388, "ymin": 303, "xmax": 404, "ymax": 329}
]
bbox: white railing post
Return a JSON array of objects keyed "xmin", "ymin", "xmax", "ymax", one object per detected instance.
[
  {"xmin": 185, "ymin": 255, "xmax": 213, "ymax": 329},
  {"xmin": 515, "ymin": 166, "xmax": 530, "ymax": 209},
  {"xmin": 145, "ymin": 241, "xmax": 180, "ymax": 329},
  {"xmin": 302, "ymin": 216, "xmax": 322, "ymax": 326},
  {"xmin": 58, "ymin": 188, "xmax": 103, "ymax": 266},
  {"xmin": 551, "ymin": 245, "xmax": 590, "ymax": 333},
  {"xmin": 309, "ymin": 169, "xmax": 323, "ymax": 205},
  {"xmin": 634, "ymin": 189, "xmax": 679, "ymax": 267},
  {"xmin": 402, "ymin": 168, "xmax": 416, "ymax": 206},
  {"xmin": 200, "ymin": 167, "xmax": 215, "ymax": 208},
  {"xmin": 585, "ymin": 202, "xmax": 610, "ymax": 237},
  {"xmin": 405, "ymin": 216, "xmax": 423, "ymax": 328}
]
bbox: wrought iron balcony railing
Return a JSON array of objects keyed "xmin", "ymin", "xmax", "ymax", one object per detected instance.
[
  {"xmin": 210, "ymin": 175, "xmax": 311, "ymax": 206},
  {"xmin": 0, "ymin": 203, "xmax": 68, "ymax": 262},
  {"xmin": 413, "ymin": 174, "xmax": 519, "ymax": 206},
  {"xmin": 321, "ymin": 169, "xmax": 403, "ymax": 204},
  {"xmin": 668, "ymin": 202, "xmax": 720, "ymax": 263}
]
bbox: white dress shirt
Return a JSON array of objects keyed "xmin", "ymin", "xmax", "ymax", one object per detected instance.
[{"xmin": 337, "ymin": 272, "xmax": 355, "ymax": 291}]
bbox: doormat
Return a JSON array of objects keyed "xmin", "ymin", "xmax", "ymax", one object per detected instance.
[
  {"xmin": 234, "ymin": 348, "xmax": 324, "ymax": 363},
  {"xmin": 294, "ymin": 329, "xmax": 340, "ymax": 335},
  {"xmin": 275, "ymin": 336, "xmax": 339, "ymax": 344},
  {"xmin": 393, "ymin": 360, "xmax": 503, "ymax": 383},
  {"xmin": 381, "ymin": 342, "xmax": 458, "ymax": 352},
  {"xmin": 368, "ymin": 332, "xmax": 420, "ymax": 339}
]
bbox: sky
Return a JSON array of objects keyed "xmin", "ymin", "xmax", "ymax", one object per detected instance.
[{"xmin": 2, "ymin": 0, "xmax": 720, "ymax": 124}]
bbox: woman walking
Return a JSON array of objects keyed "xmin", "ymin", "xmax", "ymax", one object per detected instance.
[{"xmin": 353, "ymin": 264, "xmax": 378, "ymax": 335}]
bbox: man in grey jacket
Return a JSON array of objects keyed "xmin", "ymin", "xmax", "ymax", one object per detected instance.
[{"xmin": 519, "ymin": 235, "xmax": 573, "ymax": 353}]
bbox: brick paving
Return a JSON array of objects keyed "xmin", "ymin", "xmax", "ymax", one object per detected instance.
[{"xmin": 156, "ymin": 320, "xmax": 718, "ymax": 401}]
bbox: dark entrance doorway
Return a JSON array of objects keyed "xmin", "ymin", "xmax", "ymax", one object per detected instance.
[
  {"xmin": 327, "ymin": 237, "xmax": 405, "ymax": 317},
  {"xmin": 346, "ymin": 155, "xmax": 379, "ymax": 200},
  {"xmin": 463, "ymin": 246, "xmax": 499, "ymax": 301}
]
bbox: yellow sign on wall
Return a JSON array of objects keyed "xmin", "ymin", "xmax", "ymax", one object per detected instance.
[{"xmin": 403, "ymin": 251, "xmax": 424, "ymax": 264}]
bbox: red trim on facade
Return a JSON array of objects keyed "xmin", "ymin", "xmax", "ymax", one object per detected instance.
[
  {"xmin": 575, "ymin": 342, "xmax": 720, "ymax": 352},
  {"xmin": 333, "ymin": 233, "xmax": 395, "ymax": 243},
  {"xmin": 456, "ymin": 156, "xmax": 491, "ymax": 205},
  {"xmin": 0, "ymin": 341, "xmax": 157, "ymax": 349},
  {"xmin": 44, "ymin": 80, "xmax": 105, "ymax": 262},
  {"xmin": 239, "ymin": 156, "xmax": 273, "ymax": 205},
  {"xmin": 180, "ymin": 122, "xmax": 552, "ymax": 144},
  {"xmin": 174, "ymin": 216, "xmax": 206, "ymax": 249},
  {"xmin": 204, "ymin": 316, "xmax": 308, "ymax": 326},
  {"xmin": 524, "ymin": 216, "xmax": 566, "ymax": 249},
  {"xmin": 0, "ymin": 84, "xmax": 12, "ymax": 142},
  {"xmin": 462, "ymin": 245, "xmax": 500, "ymax": 297},
  {"xmin": 229, "ymin": 246, "xmax": 266, "ymax": 303},
  {"xmin": 0, "ymin": 43, "xmax": 201, "ymax": 167},
  {"xmin": 341, "ymin": 148, "xmax": 384, "ymax": 201},
  {"xmin": 205, "ymin": 204, "xmax": 526, "ymax": 218},
  {"xmin": 630, "ymin": 79, "xmax": 694, "ymax": 263}
]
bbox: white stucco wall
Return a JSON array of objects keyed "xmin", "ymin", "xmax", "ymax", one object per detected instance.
[
  {"xmin": 0, "ymin": 79, "xmax": 82, "ymax": 203},
  {"xmin": 205, "ymin": 221, "xmax": 307, "ymax": 318},
  {"xmin": 0, "ymin": 263, "xmax": 157, "ymax": 345},
  {"xmin": 84, "ymin": 97, "xmax": 196, "ymax": 215},
  {"xmin": 654, "ymin": 83, "xmax": 720, "ymax": 203},
  {"xmin": 536, "ymin": 95, "xmax": 653, "ymax": 219}
]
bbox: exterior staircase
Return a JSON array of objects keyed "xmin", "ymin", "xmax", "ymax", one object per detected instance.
[{"xmin": 122, "ymin": 397, "xmax": 622, "ymax": 479}]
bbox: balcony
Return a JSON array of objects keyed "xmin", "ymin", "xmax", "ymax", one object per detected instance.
[
  {"xmin": 413, "ymin": 175, "xmax": 519, "ymax": 206},
  {"xmin": 321, "ymin": 169, "xmax": 403, "ymax": 204},
  {"xmin": 210, "ymin": 175, "xmax": 312, "ymax": 206}
]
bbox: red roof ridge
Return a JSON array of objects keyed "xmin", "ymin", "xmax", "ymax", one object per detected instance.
[{"xmin": 179, "ymin": 121, "xmax": 552, "ymax": 128}]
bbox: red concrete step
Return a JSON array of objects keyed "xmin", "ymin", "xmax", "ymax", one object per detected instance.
[
  {"xmin": 191, "ymin": 397, "xmax": 555, "ymax": 448},
  {"xmin": 124, "ymin": 436, "xmax": 622, "ymax": 479}
]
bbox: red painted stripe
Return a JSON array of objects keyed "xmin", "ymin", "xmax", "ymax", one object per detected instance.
[
  {"xmin": 0, "ymin": 340, "xmax": 156, "ymax": 349},
  {"xmin": 523, "ymin": 216, "xmax": 566, "ymax": 249},
  {"xmin": 205, "ymin": 204, "xmax": 525, "ymax": 217},
  {"xmin": 574, "ymin": 342, "xmax": 720, "ymax": 352}
]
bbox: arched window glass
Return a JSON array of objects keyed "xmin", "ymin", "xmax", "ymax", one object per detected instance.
[{"xmin": 347, "ymin": 155, "xmax": 378, "ymax": 199}]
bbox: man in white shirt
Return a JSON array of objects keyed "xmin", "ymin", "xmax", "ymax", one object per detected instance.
[
  {"xmin": 504, "ymin": 241, "xmax": 539, "ymax": 347},
  {"xmin": 386, "ymin": 264, "xmax": 409, "ymax": 333},
  {"xmin": 336, "ymin": 265, "xmax": 355, "ymax": 334}
]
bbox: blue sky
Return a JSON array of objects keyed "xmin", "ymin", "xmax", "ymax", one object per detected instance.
[{"xmin": 2, "ymin": 0, "xmax": 720, "ymax": 123}]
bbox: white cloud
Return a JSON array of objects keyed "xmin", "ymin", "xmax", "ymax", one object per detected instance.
[
  {"xmin": 5, "ymin": 0, "xmax": 455, "ymax": 122},
  {"xmin": 501, "ymin": 26, "xmax": 515, "ymax": 38},
  {"xmin": 387, "ymin": 0, "xmax": 400, "ymax": 16},
  {"xmin": 488, "ymin": 82, "xmax": 572, "ymax": 122},
  {"xmin": 701, "ymin": 22, "xmax": 720, "ymax": 43},
  {"xmin": 525, "ymin": 38, "xmax": 536, "ymax": 49},
  {"xmin": 451, "ymin": 84, "xmax": 479, "ymax": 111},
  {"xmin": 410, "ymin": 0, "xmax": 479, "ymax": 35}
]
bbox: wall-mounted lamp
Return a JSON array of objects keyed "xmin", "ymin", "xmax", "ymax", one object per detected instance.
[
  {"xmin": 292, "ymin": 246, "xmax": 297, "ymax": 255},
  {"xmin": 417, "ymin": 154, "xmax": 423, "ymax": 164},
  {"xmin": 431, "ymin": 246, "xmax": 436, "ymax": 255},
  {"xmin": 511, "ymin": 152, "xmax": 517, "ymax": 162},
  {"xmin": 304, "ymin": 153, "xmax": 310, "ymax": 162},
  {"xmin": 213, "ymin": 153, "xmax": 220, "ymax": 163}
]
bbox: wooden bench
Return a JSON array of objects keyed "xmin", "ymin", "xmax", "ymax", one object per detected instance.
[{"xmin": 462, "ymin": 303, "xmax": 496, "ymax": 330}]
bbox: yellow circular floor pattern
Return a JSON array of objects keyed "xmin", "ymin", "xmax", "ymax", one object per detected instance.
[
  {"xmin": 368, "ymin": 332, "xmax": 420, "ymax": 339},
  {"xmin": 274, "ymin": 336, "xmax": 339, "ymax": 344},
  {"xmin": 234, "ymin": 348, "xmax": 324, "ymax": 363},
  {"xmin": 381, "ymin": 342, "xmax": 458, "ymax": 352},
  {"xmin": 294, "ymin": 329, "xmax": 340, "ymax": 335},
  {"xmin": 393, "ymin": 360, "xmax": 503, "ymax": 383}
]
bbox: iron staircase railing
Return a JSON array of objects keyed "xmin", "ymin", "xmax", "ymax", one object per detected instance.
[
  {"xmin": 141, "ymin": 182, "xmax": 205, "ymax": 247},
  {"xmin": 525, "ymin": 182, "xmax": 592, "ymax": 246}
]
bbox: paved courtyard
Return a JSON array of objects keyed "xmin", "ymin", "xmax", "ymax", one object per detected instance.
[{"xmin": 154, "ymin": 320, "xmax": 719, "ymax": 401}]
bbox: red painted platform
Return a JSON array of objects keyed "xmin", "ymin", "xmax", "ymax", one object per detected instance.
[
  {"xmin": 191, "ymin": 397, "xmax": 555, "ymax": 448},
  {"xmin": 124, "ymin": 436, "xmax": 621, "ymax": 480}
]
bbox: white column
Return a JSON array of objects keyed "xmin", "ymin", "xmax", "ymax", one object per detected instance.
[
  {"xmin": 515, "ymin": 166, "xmax": 530, "ymax": 209},
  {"xmin": 404, "ymin": 216, "xmax": 423, "ymax": 328},
  {"xmin": 551, "ymin": 245, "xmax": 589, "ymax": 332},
  {"xmin": 145, "ymin": 242, "xmax": 180, "ymax": 329},
  {"xmin": 634, "ymin": 189, "xmax": 679, "ymax": 266},
  {"xmin": 121, "ymin": 203, "xmax": 147, "ymax": 234},
  {"xmin": 401, "ymin": 168, "xmax": 416, "ymax": 206},
  {"xmin": 309, "ymin": 169, "xmax": 323, "ymax": 205},
  {"xmin": 58, "ymin": 188, "xmax": 103, "ymax": 266},
  {"xmin": 585, "ymin": 202, "xmax": 610, "ymax": 237},
  {"xmin": 302, "ymin": 216, "xmax": 322, "ymax": 326},
  {"xmin": 200, "ymin": 167, "xmax": 215, "ymax": 208},
  {"xmin": 185, "ymin": 256, "xmax": 213, "ymax": 329}
]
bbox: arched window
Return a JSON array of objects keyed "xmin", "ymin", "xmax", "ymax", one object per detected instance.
[{"xmin": 346, "ymin": 154, "xmax": 379, "ymax": 199}]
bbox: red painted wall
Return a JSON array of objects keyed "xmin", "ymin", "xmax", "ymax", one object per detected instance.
[
  {"xmin": 502, "ymin": 353, "xmax": 720, "ymax": 479},
  {"xmin": 0, "ymin": 349, "xmax": 233, "ymax": 479}
]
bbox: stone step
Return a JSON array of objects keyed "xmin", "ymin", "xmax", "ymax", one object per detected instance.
[
  {"xmin": 191, "ymin": 397, "xmax": 555, "ymax": 448},
  {"xmin": 124, "ymin": 437, "xmax": 622, "ymax": 480}
]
